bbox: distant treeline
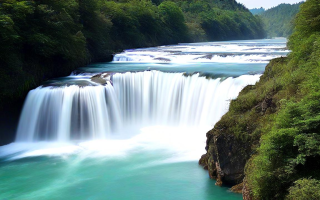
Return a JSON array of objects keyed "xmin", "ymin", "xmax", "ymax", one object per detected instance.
[
  {"xmin": 250, "ymin": 2, "xmax": 303, "ymax": 38},
  {"xmin": 0, "ymin": 0, "xmax": 265, "ymax": 108},
  {"xmin": 165, "ymin": 0, "xmax": 265, "ymax": 41},
  {"xmin": 249, "ymin": 7, "xmax": 265, "ymax": 15}
]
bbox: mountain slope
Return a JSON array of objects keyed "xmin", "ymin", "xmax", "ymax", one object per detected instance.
[
  {"xmin": 249, "ymin": 7, "xmax": 265, "ymax": 15},
  {"xmin": 170, "ymin": 0, "xmax": 265, "ymax": 41},
  {"xmin": 258, "ymin": 2, "xmax": 303, "ymax": 38}
]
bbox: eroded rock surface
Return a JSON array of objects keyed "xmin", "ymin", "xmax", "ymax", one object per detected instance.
[
  {"xmin": 91, "ymin": 73, "xmax": 113, "ymax": 85},
  {"xmin": 200, "ymin": 128, "xmax": 251, "ymax": 186}
]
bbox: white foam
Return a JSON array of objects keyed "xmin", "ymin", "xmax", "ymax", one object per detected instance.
[
  {"xmin": 113, "ymin": 39, "xmax": 288, "ymax": 63},
  {"xmin": 2, "ymin": 126, "xmax": 209, "ymax": 163}
]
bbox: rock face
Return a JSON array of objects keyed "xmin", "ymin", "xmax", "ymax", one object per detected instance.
[
  {"xmin": 91, "ymin": 73, "xmax": 113, "ymax": 85},
  {"xmin": 199, "ymin": 128, "xmax": 252, "ymax": 186},
  {"xmin": 242, "ymin": 178, "xmax": 252, "ymax": 200},
  {"xmin": 199, "ymin": 97, "xmax": 275, "ymax": 188},
  {"xmin": 231, "ymin": 182, "xmax": 244, "ymax": 193}
]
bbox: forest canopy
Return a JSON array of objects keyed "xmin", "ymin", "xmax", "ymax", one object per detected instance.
[{"xmin": 252, "ymin": 2, "xmax": 303, "ymax": 38}]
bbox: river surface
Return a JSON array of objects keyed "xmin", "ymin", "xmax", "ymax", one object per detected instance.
[{"xmin": 0, "ymin": 39, "xmax": 288, "ymax": 200}]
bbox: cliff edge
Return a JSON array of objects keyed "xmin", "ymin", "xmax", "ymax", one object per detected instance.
[{"xmin": 200, "ymin": 1, "xmax": 320, "ymax": 199}]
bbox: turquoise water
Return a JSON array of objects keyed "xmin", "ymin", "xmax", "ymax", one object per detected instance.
[
  {"xmin": 0, "ymin": 149, "xmax": 241, "ymax": 200},
  {"xmin": 0, "ymin": 39, "xmax": 288, "ymax": 200},
  {"xmin": 76, "ymin": 62, "xmax": 267, "ymax": 76}
]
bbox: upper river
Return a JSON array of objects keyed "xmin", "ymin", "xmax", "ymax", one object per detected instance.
[{"xmin": 0, "ymin": 39, "xmax": 288, "ymax": 200}]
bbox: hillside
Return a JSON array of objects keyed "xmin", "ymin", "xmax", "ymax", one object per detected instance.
[
  {"xmin": 249, "ymin": 7, "xmax": 265, "ymax": 15},
  {"xmin": 200, "ymin": 0, "xmax": 320, "ymax": 199},
  {"xmin": 257, "ymin": 2, "xmax": 303, "ymax": 38},
  {"xmin": 171, "ymin": 0, "xmax": 265, "ymax": 41}
]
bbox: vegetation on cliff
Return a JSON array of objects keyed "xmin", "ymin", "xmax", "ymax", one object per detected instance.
[{"xmin": 200, "ymin": 0, "xmax": 320, "ymax": 199}]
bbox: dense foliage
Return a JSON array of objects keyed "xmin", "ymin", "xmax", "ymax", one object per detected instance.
[
  {"xmin": 287, "ymin": 179, "xmax": 320, "ymax": 199},
  {"xmin": 256, "ymin": 3, "xmax": 303, "ymax": 38},
  {"xmin": 0, "ymin": 0, "xmax": 264, "ymax": 109},
  {"xmin": 211, "ymin": 0, "xmax": 320, "ymax": 198},
  {"xmin": 249, "ymin": 7, "xmax": 265, "ymax": 15},
  {"xmin": 171, "ymin": 0, "xmax": 265, "ymax": 41},
  {"xmin": 0, "ymin": 0, "xmax": 186, "ymax": 109}
]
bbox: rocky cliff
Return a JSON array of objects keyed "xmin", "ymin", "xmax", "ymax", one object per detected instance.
[{"xmin": 199, "ymin": 57, "xmax": 285, "ymax": 195}]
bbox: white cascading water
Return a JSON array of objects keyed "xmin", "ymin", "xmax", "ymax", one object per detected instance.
[
  {"xmin": 16, "ymin": 71, "xmax": 260, "ymax": 142},
  {"xmin": 113, "ymin": 42, "xmax": 289, "ymax": 63}
]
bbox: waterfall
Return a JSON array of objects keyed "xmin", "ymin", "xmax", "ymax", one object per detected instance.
[{"xmin": 16, "ymin": 71, "xmax": 260, "ymax": 142}]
